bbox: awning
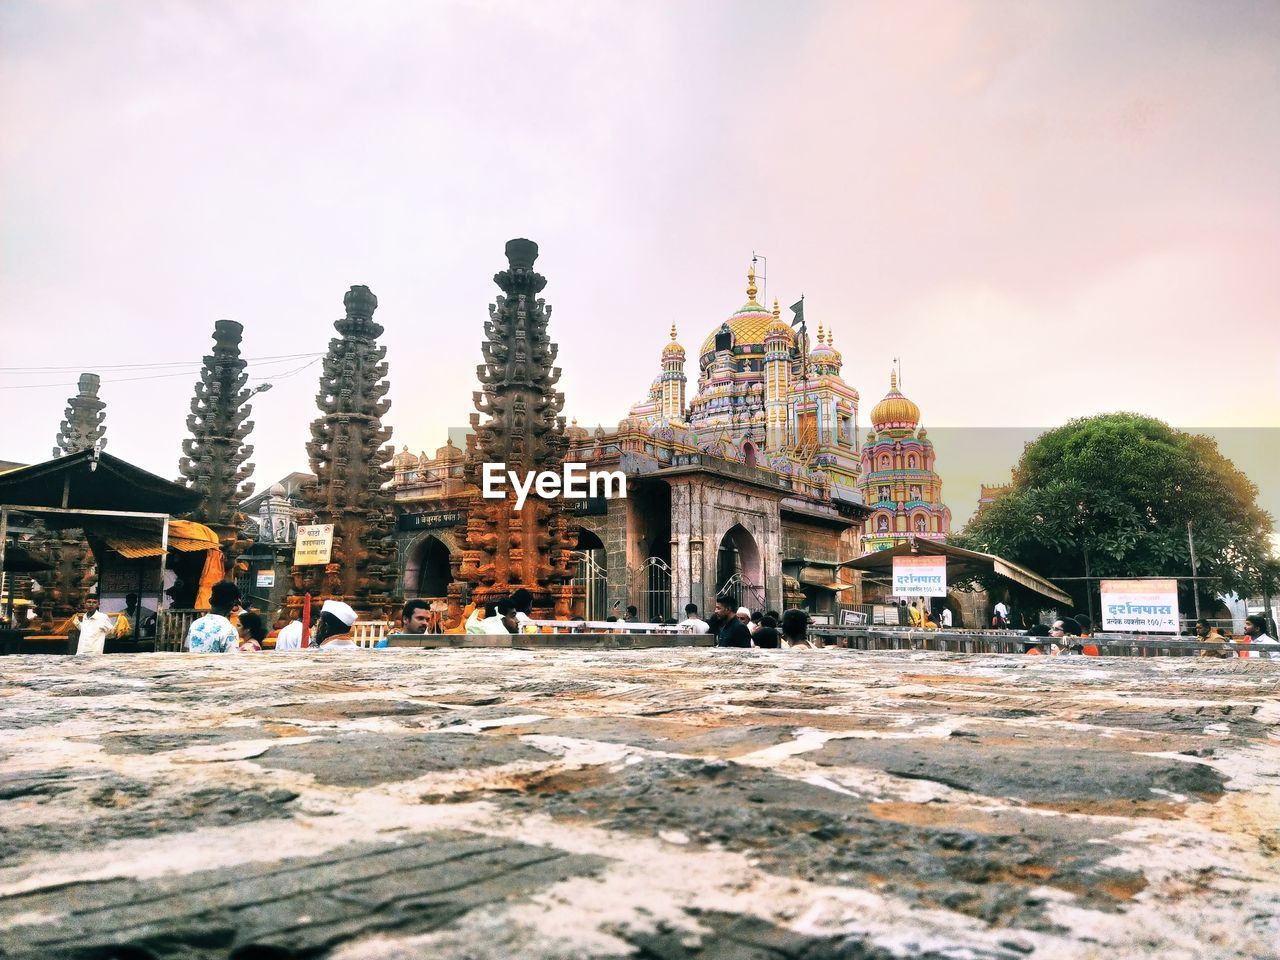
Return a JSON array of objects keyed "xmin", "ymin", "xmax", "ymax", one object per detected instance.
[
  {"xmin": 0, "ymin": 450, "xmax": 201, "ymax": 515},
  {"xmin": 839, "ymin": 538, "xmax": 1072, "ymax": 606},
  {"xmin": 101, "ymin": 519, "xmax": 220, "ymax": 558},
  {"xmin": 797, "ymin": 565, "xmax": 857, "ymax": 592}
]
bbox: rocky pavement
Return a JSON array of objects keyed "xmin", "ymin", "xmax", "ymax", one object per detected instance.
[{"xmin": 0, "ymin": 648, "xmax": 1277, "ymax": 959}]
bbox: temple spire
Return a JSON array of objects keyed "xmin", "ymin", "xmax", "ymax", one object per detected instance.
[
  {"xmin": 746, "ymin": 262, "xmax": 758, "ymax": 302},
  {"xmin": 178, "ymin": 319, "xmax": 256, "ymax": 555},
  {"xmin": 460, "ymin": 239, "xmax": 575, "ymax": 618},
  {"xmin": 294, "ymin": 285, "xmax": 397, "ymax": 610},
  {"xmin": 53, "ymin": 373, "xmax": 106, "ymax": 457}
]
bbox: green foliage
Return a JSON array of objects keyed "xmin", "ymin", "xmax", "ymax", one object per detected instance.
[{"xmin": 954, "ymin": 414, "xmax": 1274, "ymax": 610}]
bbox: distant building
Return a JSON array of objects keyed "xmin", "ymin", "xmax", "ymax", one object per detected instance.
[
  {"xmin": 857, "ymin": 371, "xmax": 951, "ymax": 552},
  {"xmin": 976, "ymin": 483, "xmax": 1012, "ymax": 515},
  {"xmin": 236, "ymin": 471, "xmax": 312, "ymax": 612}
]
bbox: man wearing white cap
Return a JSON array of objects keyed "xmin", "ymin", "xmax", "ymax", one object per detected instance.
[{"xmin": 315, "ymin": 600, "xmax": 360, "ymax": 649}]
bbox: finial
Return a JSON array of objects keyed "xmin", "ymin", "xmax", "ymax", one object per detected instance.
[
  {"xmin": 669, "ymin": 322, "xmax": 678, "ymax": 341},
  {"xmin": 890, "ymin": 369, "xmax": 898, "ymax": 390},
  {"xmin": 772, "ymin": 297, "xmax": 780, "ymax": 318},
  {"xmin": 747, "ymin": 263, "xmax": 758, "ymax": 301},
  {"xmin": 817, "ymin": 322, "xmax": 824, "ymax": 344}
]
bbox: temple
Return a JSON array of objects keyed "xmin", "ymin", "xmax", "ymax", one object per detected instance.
[
  {"xmin": 393, "ymin": 257, "xmax": 875, "ymax": 619},
  {"xmin": 857, "ymin": 371, "xmax": 951, "ymax": 552}
]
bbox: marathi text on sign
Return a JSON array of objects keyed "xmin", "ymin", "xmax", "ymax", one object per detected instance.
[
  {"xmin": 293, "ymin": 524, "xmax": 334, "ymax": 566},
  {"xmin": 892, "ymin": 555, "xmax": 947, "ymax": 597},
  {"xmin": 1099, "ymin": 578, "xmax": 1180, "ymax": 633}
]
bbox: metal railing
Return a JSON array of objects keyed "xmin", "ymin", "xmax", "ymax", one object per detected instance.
[{"xmin": 809, "ymin": 626, "xmax": 1280, "ymax": 657}]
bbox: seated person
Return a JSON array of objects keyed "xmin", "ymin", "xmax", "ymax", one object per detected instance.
[
  {"xmin": 235, "ymin": 611, "xmax": 268, "ymax": 652},
  {"xmin": 466, "ymin": 602, "xmax": 495, "ymax": 634},
  {"xmin": 477, "ymin": 598, "xmax": 519, "ymax": 634},
  {"xmin": 780, "ymin": 608, "xmax": 814, "ymax": 649},
  {"xmin": 377, "ymin": 598, "xmax": 430, "ymax": 646},
  {"xmin": 315, "ymin": 600, "xmax": 360, "ymax": 649},
  {"xmin": 753, "ymin": 614, "xmax": 781, "ymax": 649}
]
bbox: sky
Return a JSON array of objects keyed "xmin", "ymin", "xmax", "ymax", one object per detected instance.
[{"xmin": 2, "ymin": 0, "xmax": 1277, "ymax": 527}]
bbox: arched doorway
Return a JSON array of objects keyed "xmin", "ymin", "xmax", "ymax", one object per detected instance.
[
  {"xmin": 404, "ymin": 535, "xmax": 451, "ymax": 600},
  {"xmin": 743, "ymin": 440, "xmax": 759, "ymax": 468},
  {"xmin": 716, "ymin": 524, "xmax": 764, "ymax": 610},
  {"xmin": 572, "ymin": 528, "xmax": 608, "ymax": 620}
]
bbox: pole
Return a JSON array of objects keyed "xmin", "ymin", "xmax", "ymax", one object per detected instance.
[
  {"xmin": 1082, "ymin": 544, "xmax": 1095, "ymax": 627},
  {"xmin": 1186, "ymin": 521, "xmax": 1201, "ymax": 621},
  {"xmin": 0, "ymin": 507, "xmax": 9, "ymax": 629},
  {"xmin": 301, "ymin": 592, "xmax": 312, "ymax": 648},
  {"xmin": 158, "ymin": 516, "xmax": 169, "ymax": 648}
]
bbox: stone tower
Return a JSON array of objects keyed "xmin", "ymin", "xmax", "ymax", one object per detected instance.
[
  {"xmin": 53, "ymin": 373, "xmax": 106, "ymax": 457},
  {"xmin": 178, "ymin": 320, "xmax": 256, "ymax": 556},
  {"xmin": 292, "ymin": 286, "xmax": 398, "ymax": 613},
  {"xmin": 459, "ymin": 239, "xmax": 576, "ymax": 617},
  {"xmin": 37, "ymin": 372, "xmax": 108, "ymax": 619}
]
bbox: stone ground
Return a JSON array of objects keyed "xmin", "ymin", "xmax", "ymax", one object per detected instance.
[{"xmin": 0, "ymin": 649, "xmax": 1277, "ymax": 960}]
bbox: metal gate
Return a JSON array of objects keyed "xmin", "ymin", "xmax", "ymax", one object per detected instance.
[
  {"xmin": 570, "ymin": 549, "xmax": 608, "ymax": 621},
  {"xmin": 717, "ymin": 572, "xmax": 764, "ymax": 612},
  {"xmin": 640, "ymin": 556, "xmax": 672, "ymax": 623}
]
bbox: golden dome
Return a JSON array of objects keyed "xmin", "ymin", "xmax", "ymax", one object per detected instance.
[
  {"xmin": 662, "ymin": 322, "xmax": 686, "ymax": 358},
  {"xmin": 870, "ymin": 370, "xmax": 920, "ymax": 431},
  {"xmin": 765, "ymin": 298, "xmax": 792, "ymax": 339},
  {"xmin": 701, "ymin": 264, "xmax": 795, "ymax": 356}
]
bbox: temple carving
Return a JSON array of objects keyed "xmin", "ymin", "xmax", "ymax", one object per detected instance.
[
  {"xmin": 178, "ymin": 319, "xmax": 256, "ymax": 558},
  {"xmin": 292, "ymin": 286, "xmax": 397, "ymax": 612},
  {"xmin": 53, "ymin": 373, "xmax": 106, "ymax": 458},
  {"xmin": 457, "ymin": 239, "xmax": 576, "ymax": 618}
]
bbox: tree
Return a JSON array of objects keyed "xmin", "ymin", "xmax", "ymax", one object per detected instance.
[{"xmin": 955, "ymin": 413, "xmax": 1274, "ymax": 613}]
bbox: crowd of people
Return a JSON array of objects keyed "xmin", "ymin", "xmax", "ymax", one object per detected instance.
[{"xmin": 53, "ymin": 579, "xmax": 1280, "ymax": 660}]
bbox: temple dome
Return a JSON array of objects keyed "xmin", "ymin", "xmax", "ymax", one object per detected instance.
[
  {"xmin": 435, "ymin": 438, "xmax": 463, "ymax": 461},
  {"xmin": 870, "ymin": 371, "xmax": 920, "ymax": 431},
  {"xmin": 700, "ymin": 264, "xmax": 795, "ymax": 357},
  {"xmin": 662, "ymin": 323, "xmax": 686, "ymax": 358}
]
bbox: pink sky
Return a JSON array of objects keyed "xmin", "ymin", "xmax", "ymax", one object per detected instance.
[{"xmin": 2, "ymin": 1, "xmax": 1277, "ymax": 523}]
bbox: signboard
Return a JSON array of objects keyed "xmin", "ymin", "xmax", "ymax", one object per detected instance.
[
  {"xmin": 840, "ymin": 608, "xmax": 867, "ymax": 626},
  {"xmin": 1100, "ymin": 579, "xmax": 1179, "ymax": 633},
  {"xmin": 873, "ymin": 604, "xmax": 896, "ymax": 625},
  {"xmin": 292, "ymin": 524, "xmax": 334, "ymax": 566},
  {"xmin": 892, "ymin": 555, "xmax": 947, "ymax": 597},
  {"xmin": 255, "ymin": 570, "xmax": 276, "ymax": 588},
  {"xmin": 398, "ymin": 510, "xmax": 466, "ymax": 532}
]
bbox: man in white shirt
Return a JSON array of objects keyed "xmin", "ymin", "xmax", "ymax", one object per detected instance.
[
  {"xmin": 678, "ymin": 603, "xmax": 710, "ymax": 634},
  {"xmin": 940, "ymin": 607, "xmax": 953, "ymax": 628},
  {"xmin": 74, "ymin": 596, "xmax": 114, "ymax": 656},
  {"xmin": 477, "ymin": 598, "xmax": 518, "ymax": 634},
  {"xmin": 992, "ymin": 601, "xmax": 1010, "ymax": 628},
  {"xmin": 274, "ymin": 618, "xmax": 306, "ymax": 650},
  {"xmin": 315, "ymin": 599, "xmax": 360, "ymax": 649},
  {"xmin": 1242, "ymin": 614, "xmax": 1279, "ymax": 660}
]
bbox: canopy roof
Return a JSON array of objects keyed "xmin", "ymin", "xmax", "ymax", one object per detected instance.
[
  {"xmin": 0, "ymin": 450, "xmax": 201, "ymax": 515},
  {"xmin": 841, "ymin": 538, "xmax": 1072, "ymax": 606}
]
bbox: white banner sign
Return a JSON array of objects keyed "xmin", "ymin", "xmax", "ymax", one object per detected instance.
[
  {"xmin": 293, "ymin": 524, "xmax": 334, "ymax": 566},
  {"xmin": 892, "ymin": 555, "xmax": 947, "ymax": 597},
  {"xmin": 1100, "ymin": 579, "xmax": 1180, "ymax": 633},
  {"xmin": 255, "ymin": 570, "xmax": 276, "ymax": 588}
]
